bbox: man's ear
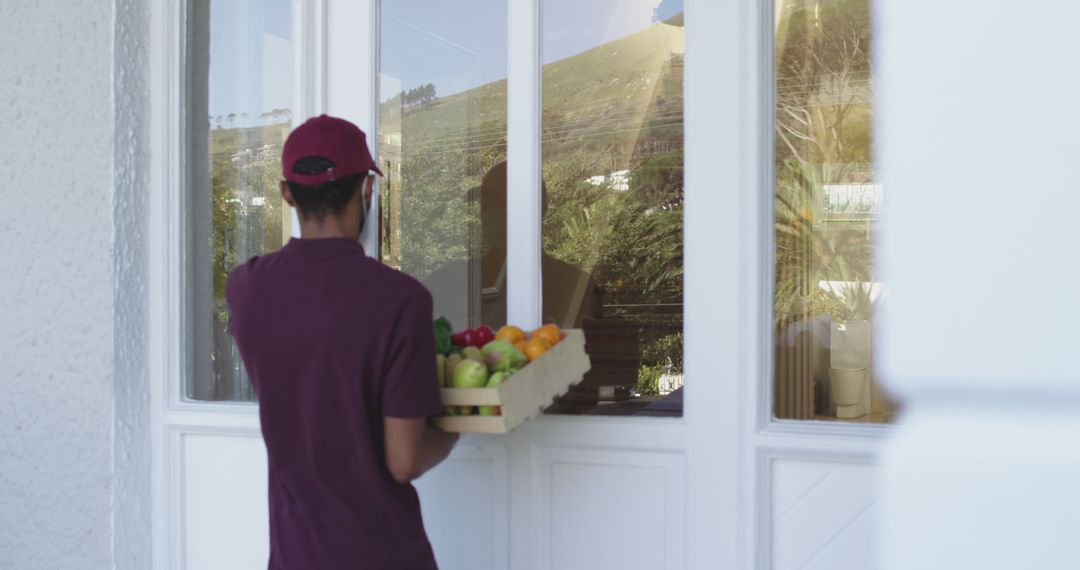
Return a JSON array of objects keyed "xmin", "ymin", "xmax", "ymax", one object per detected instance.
[
  {"xmin": 280, "ymin": 181, "xmax": 296, "ymax": 208},
  {"xmin": 362, "ymin": 175, "xmax": 375, "ymax": 209}
]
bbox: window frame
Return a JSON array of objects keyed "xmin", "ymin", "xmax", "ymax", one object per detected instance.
[
  {"xmin": 761, "ymin": 0, "xmax": 893, "ymax": 437},
  {"xmin": 373, "ymin": 0, "xmax": 688, "ymax": 419},
  {"xmin": 157, "ymin": 0, "xmax": 897, "ymax": 436},
  {"xmin": 157, "ymin": 0, "xmax": 328, "ymax": 413}
]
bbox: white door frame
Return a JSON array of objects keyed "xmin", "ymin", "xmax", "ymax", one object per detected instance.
[{"xmin": 721, "ymin": 1, "xmax": 891, "ymax": 567}]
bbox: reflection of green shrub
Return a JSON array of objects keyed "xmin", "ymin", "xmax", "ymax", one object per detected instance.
[
  {"xmin": 636, "ymin": 364, "xmax": 666, "ymax": 396},
  {"xmin": 641, "ymin": 331, "xmax": 683, "ymax": 371}
]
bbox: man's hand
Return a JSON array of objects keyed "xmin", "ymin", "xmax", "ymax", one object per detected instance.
[{"xmin": 383, "ymin": 416, "xmax": 460, "ymax": 484}]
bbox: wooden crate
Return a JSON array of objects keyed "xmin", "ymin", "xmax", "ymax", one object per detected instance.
[{"xmin": 433, "ymin": 329, "xmax": 591, "ymax": 434}]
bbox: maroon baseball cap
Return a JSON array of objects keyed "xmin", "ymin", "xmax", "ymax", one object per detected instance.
[{"xmin": 281, "ymin": 114, "xmax": 382, "ymax": 185}]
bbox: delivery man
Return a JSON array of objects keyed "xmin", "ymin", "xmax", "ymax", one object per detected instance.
[{"xmin": 226, "ymin": 114, "xmax": 458, "ymax": 569}]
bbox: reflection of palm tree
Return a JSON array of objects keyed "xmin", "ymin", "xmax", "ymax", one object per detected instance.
[{"xmin": 774, "ymin": 159, "xmax": 872, "ymax": 328}]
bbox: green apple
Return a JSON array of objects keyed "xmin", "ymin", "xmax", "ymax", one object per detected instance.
[
  {"xmin": 486, "ymin": 371, "xmax": 507, "ymax": 387},
  {"xmin": 445, "ymin": 354, "xmax": 463, "ymax": 382},
  {"xmin": 481, "ymin": 340, "xmax": 527, "ymax": 372},
  {"xmin": 478, "ymin": 371, "xmax": 507, "ymax": 416},
  {"xmin": 461, "ymin": 346, "xmax": 484, "ymax": 363},
  {"xmin": 451, "ymin": 358, "xmax": 489, "ymax": 388}
]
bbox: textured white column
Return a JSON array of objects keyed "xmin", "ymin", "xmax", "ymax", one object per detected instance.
[
  {"xmin": 0, "ymin": 1, "xmax": 120, "ymax": 568},
  {"xmin": 877, "ymin": 2, "xmax": 1080, "ymax": 568}
]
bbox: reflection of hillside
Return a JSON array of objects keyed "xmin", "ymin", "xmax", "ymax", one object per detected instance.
[
  {"xmin": 210, "ymin": 123, "xmax": 290, "ymax": 167},
  {"xmin": 379, "ymin": 18, "xmax": 685, "ymax": 166}
]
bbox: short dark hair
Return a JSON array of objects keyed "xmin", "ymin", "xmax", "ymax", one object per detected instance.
[{"xmin": 286, "ymin": 156, "xmax": 364, "ymax": 220}]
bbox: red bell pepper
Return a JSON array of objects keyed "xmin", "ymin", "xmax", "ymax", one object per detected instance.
[
  {"xmin": 474, "ymin": 325, "xmax": 495, "ymax": 346},
  {"xmin": 452, "ymin": 326, "xmax": 496, "ymax": 348}
]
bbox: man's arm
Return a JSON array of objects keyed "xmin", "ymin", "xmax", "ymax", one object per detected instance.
[{"xmin": 384, "ymin": 416, "xmax": 459, "ymax": 484}]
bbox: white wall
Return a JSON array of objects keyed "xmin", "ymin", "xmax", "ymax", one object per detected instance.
[
  {"xmin": 0, "ymin": 0, "xmax": 150, "ymax": 568},
  {"xmin": 877, "ymin": 2, "xmax": 1080, "ymax": 569}
]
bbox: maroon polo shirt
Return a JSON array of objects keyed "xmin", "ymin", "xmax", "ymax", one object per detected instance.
[{"xmin": 226, "ymin": 237, "xmax": 443, "ymax": 570}]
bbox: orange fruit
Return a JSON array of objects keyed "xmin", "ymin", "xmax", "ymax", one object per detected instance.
[
  {"xmin": 532, "ymin": 324, "xmax": 562, "ymax": 347},
  {"xmin": 495, "ymin": 325, "xmax": 526, "ymax": 344},
  {"xmin": 513, "ymin": 339, "xmax": 528, "ymax": 353},
  {"xmin": 523, "ymin": 337, "xmax": 551, "ymax": 362}
]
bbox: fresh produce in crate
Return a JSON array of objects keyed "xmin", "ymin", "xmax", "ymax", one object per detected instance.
[{"xmin": 430, "ymin": 318, "xmax": 590, "ymax": 432}]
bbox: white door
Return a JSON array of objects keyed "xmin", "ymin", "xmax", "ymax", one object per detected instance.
[{"xmin": 150, "ymin": 0, "xmax": 890, "ymax": 568}]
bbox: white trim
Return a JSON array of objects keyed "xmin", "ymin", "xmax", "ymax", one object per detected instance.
[
  {"xmin": 291, "ymin": 0, "xmax": 330, "ymax": 238},
  {"xmin": 326, "ymin": 0, "xmax": 376, "ymax": 136},
  {"xmin": 149, "ymin": 2, "xmax": 182, "ymax": 566},
  {"xmin": 506, "ymin": 0, "xmax": 542, "ymax": 330},
  {"xmin": 326, "ymin": 0, "xmax": 378, "ymax": 254},
  {"xmin": 299, "ymin": 0, "xmax": 328, "ymax": 121},
  {"xmin": 683, "ymin": 0, "xmax": 745, "ymax": 567}
]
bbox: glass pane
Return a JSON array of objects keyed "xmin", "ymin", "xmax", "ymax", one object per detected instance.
[
  {"xmin": 185, "ymin": 0, "xmax": 294, "ymax": 401},
  {"xmin": 542, "ymin": 0, "xmax": 685, "ymax": 416},
  {"xmin": 773, "ymin": 0, "xmax": 895, "ymax": 422},
  {"xmin": 379, "ymin": 0, "xmax": 507, "ymax": 333}
]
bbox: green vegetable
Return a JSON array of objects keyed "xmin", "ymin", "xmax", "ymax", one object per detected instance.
[{"xmin": 433, "ymin": 316, "xmax": 453, "ymax": 355}]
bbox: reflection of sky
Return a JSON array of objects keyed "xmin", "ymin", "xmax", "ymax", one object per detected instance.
[
  {"xmin": 543, "ymin": 0, "xmax": 679, "ymax": 63},
  {"xmin": 209, "ymin": 0, "xmax": 292, "ymax": 122},
  {"xmin": 209, "ymin": 0, "xmax": 684, "ymax": 115}
]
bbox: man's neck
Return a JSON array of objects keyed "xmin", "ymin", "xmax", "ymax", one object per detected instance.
[
  {"xmin": 295, "ymin": 209, "xmax": 362, "ymax": 240},
  {"xmin": 297, "ymin": 219, "xmax": 359, "ymax": 241}
]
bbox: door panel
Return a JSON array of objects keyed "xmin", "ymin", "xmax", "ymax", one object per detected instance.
[
  {"xmin": 539, "ymin": 447, "xmax": 686, "ymax": 570},
  {"xmin": 770, "ymin": 457, "xmax": 878, "ymax": 570},
  {"xmin": 415, "ymin": 444, "xmax": 511, "ymax": 570},
  {"xmin": 180, "ymin": 433, "xmax": 269, "ymax": 570}
]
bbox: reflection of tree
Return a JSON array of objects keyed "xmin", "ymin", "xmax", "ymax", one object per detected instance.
[
  {"xmin": 383, "ymin": 83, "xmax": 438, "ymax": 111},
  {"xmin": 773, "ymin": 0, "xmax": 885, "ymax": 419},
  {"xmin": 774, "ymin": 0, "xmax": 874, "ymax": 327},
  {"xmin": 775, "ymin": 0, "xmax": 872, "ymax": 171},
  {"xmin": 390, "ymin": 132, "xmax": 499, "ymax": 280},
  {"xmin": 208, "ymin": 120, "xmax": 292, "ymax": 401},
  {"xmin": 543, "ymin": 150, "xmax": 683, "ymax": 309}
]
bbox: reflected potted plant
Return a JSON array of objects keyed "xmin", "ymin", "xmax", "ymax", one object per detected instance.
[{"xmin": 826, "ymin": 277, "xmax": 875, "ymax": 418}]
